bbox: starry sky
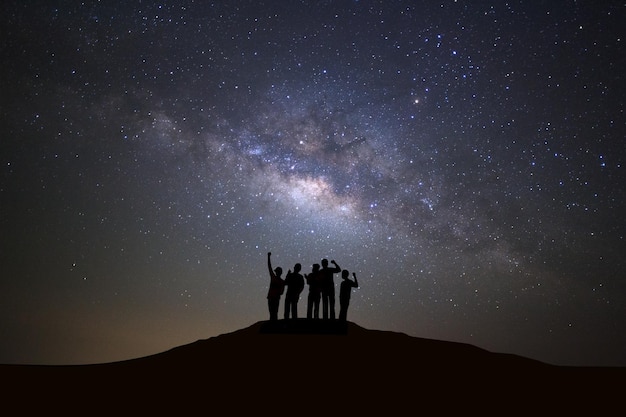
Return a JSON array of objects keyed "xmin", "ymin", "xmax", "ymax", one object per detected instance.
[{"xmin": 1, "ymin": 1, "xmax": 625, "ymax": 367}]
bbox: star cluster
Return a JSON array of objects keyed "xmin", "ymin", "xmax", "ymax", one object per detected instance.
[{"xmin": 1, "ymin": 1, "xmax": 625, "ymax": 366}]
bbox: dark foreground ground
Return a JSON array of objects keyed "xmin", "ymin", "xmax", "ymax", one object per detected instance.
[{"xmin": 2, "ymin": 320, "xmax": 623, "ymax": 414}]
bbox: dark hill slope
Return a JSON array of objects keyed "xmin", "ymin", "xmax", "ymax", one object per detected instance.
[{"xmin": 3, "ymin": 320, "xmax": 623, "ymax": 414}]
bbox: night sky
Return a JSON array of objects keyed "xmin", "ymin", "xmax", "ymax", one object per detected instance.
[{"xmin": 1, "ymin": 1, "xmax": 625, "ymax": 367}]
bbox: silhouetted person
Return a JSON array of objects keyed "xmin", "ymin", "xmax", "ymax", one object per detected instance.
[
  {"xmin": 284, "ymin": 263, "xmax": 305, "ymax": 319},
  {"xmin": 320, "ymin": 258, "xmax": 341, "ymax": 319},
  {"xmin": 266, "ymin": 252, "xmax": 285, "ymax": 321},
  {"xmin": 305, "ymin": 263, "xmax": 321, "ymax": 319},
  {"xmin": 339, "ymin": 271, "xmax": 359, "ymax": 322}
]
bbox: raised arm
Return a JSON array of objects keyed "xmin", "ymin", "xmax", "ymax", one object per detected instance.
[
  {"xmin": 331, "ymin": 260, "xmax": 341, "ymax": 273},
  {"xmin": 352, "ymin": 272, "xmax": 359, "ymax": 288},
  {"xmin": 267, "ymin": 252, "xmax": 273, "ymax": 276}
]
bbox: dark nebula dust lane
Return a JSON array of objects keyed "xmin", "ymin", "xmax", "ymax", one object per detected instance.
[{"xmin": 1, "ymin": 1, "xmax": 625, "ymax": 366}]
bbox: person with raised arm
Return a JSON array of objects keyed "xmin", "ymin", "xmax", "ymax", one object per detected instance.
[
  {"xmin": 339, "ymin": 271, "xmax": 359, "ymax": 322},
  {"xmin": 320, "ymin": 258, "xmax": 341, "ymax": 319},
  {"xmin": 266, "ymin": 252, "xmax": 285, "ymax": 321}
]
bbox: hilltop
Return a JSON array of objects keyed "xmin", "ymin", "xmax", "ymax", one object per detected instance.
[{"xmin": 2, "ymin": 319, "xmax": 623, "ymax": 414}]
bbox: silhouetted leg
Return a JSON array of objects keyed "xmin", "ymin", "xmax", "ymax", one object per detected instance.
[
  {"xmin": 307, "ymin": 294, "xmax": 313, "ymax": 319},
  {"xmin": 322, "ymin": 294, "xmax": 328, "ymax": 319},
  {"xmin": 291, "ymin": 298, "xmax": 296, "ymax": 319},
  {"xmin": 268, "ymin": 298, "xmax": 279, "ymax": 321},
  {"xmin": 329, "ymin": 293, "xmax": 336, "ymax": 320},
  {"xmin": 339, "ymin": 299, "xmax": 349, "ymax": 321},
  {"xmin": 313, "ymin": 296, "xmax": 320, "ymax": 319}
]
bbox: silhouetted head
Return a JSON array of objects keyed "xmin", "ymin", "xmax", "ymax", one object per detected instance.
[
  {"xmin": 275, "ymin": 267, "xmax": 282, "ymax": 276},
  {"xmin": 342, "ymin": 270, "xmax": 349, "ymax": 279},
  {"xmin": 312, "ymin": 264, "xmax": 320, "ymax": 272},
  {"xmin": 321, "ymin": 259, "xmax": 329, "ymax": 267},
  {"xmin": 294, "ymin": 263, "xmax": 301, "ymax": 272}
]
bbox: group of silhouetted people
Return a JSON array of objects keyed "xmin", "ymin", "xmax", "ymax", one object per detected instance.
[{"xmin": 267, "ymin": 252, "xmax": 359, "ymax": 322}]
